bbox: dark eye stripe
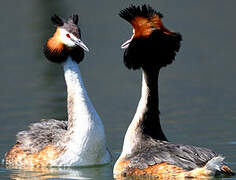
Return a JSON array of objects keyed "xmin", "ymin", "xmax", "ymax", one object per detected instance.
[
  {"xmin": 72, "ymin": 32, "xmax": 79, "ymax": 38},
  {"xmin": 62, "ymin": 23, "xmax": 81, "ymax": 38}
]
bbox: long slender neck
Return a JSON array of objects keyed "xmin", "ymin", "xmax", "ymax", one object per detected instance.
[
  {"xmin": 63, "ymin": 57, "xmax": 98, "ymax": 130},
  {"xmin": 122, "ymin": 67, "xmax": 167, "ymax": 155},
  {"xmin": 54, "ymin": 57, "xmax": 110, "ymax": 165},
  {"xmin": 139, "ymin": 68, "xmax": 167, "ymax": 141}
]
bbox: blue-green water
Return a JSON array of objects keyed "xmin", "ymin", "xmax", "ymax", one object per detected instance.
[{"xmin": 0, "ymin": 0, "xmax": 235, "ymax": 179}]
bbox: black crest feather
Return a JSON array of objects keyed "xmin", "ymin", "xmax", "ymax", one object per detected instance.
[
  {"xmin": 63, "ymin": 14, "xmax": 81, "ymax": 38},
  {"xmin": 51, "ymin": 14, "xmax": 64, "ymax": 26},
  {"xmin": 119, "ymin": 4, "xmax": 163, "ymax": 23},
  {"xmin": 72, "ymin": 14, "xmax": 79, "ymax": 25}
]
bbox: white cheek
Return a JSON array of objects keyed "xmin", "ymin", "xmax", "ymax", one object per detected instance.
[{"xmin": 59, "ymin": 28, "xmax": 75, "ymax": 47}]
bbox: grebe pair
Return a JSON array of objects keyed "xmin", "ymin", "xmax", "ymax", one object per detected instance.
[
  {"xmin": 4, "ymin": 5, "xmax": 234, "ymax": 179},
  {"xmin": 114, "ymin": 5, "xmax": 234, "ymax": 178},
  {"xmin": 5, "ymin": 14, "xmax": 111, "ymax": 167}
]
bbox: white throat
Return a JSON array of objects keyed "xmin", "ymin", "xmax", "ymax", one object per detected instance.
[{"xmin": 54, "ymin": 57, "xmax": 110, "ymax": 166}]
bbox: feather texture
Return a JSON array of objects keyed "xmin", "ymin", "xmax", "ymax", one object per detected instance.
[
  {"xmin": 16, "ymin": 119, "xmax": 67, "ymax": 154},
  {"xmin": 126, "ymin": 139, "xmax": 218, "ymax": 171}
]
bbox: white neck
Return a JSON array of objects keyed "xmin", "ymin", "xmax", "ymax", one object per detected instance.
[
  {"xmin": 54, "ymin": 57, "xmax": 110, "ymax": 166},
  {"xmin": 121, "ymin": 71, "xmax": 148, "ymax": 156},
  {"xmin": 121, "ymin": 69, "xmax": 167, "ymax": 157},
  {"xmin": 63, "ymin": 57, "xmax": 97, "ymax": 129}
]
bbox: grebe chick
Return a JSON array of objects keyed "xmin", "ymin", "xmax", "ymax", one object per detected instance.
[
  {"xmin": 114, "ymin": 5, "xmax": 234, "ymax": 178},
  {"xmin": 4, "ymin": 14, "xmax": 111, "ymax": 168}
]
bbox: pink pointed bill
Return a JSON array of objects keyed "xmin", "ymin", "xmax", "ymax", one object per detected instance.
[
  {"xmin": 121, "ymin": 39, "xmax": 132, "ymax": 49},
  {"xmin": 74, "ymin": 39, "xmax": 89, "ymax": 52}
]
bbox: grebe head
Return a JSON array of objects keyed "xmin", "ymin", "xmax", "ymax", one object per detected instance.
[
  {"xmin": 119, "ymin": 5, "xmax": 182, "ymax": 70},
  {"xmin": 44, "ymin": 14, "xmax": 89, "ymax": 64}
]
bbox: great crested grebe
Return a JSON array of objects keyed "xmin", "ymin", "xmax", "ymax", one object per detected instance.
[
  {"xmin": 114, "ymin": 5, "xmax": 234, "ymax": 178},
  {"xmin": 4, "ymin": 14, "xmax": 111, "ymax": 168}
]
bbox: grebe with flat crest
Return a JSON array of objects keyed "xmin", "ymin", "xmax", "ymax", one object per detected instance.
[
  {"xmin": 4, "ymin": 14, "xmax": 111, "ymax": 168},
  {"xmin": 113, "ymin": 5, "xmax": 234, "ymax": 178}
]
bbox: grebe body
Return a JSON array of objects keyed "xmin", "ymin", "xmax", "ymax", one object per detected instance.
[
  {"xmin": 114, "ymin": 5, "xmax": 234, "ymax": 178},
  {"xmin": 4, "ymin": 14, "xmax": 111, "ymax": 168}
]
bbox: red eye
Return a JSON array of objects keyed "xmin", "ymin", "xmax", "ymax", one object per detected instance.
[{"xmin": 66, "ymin": 34, "xmax": 70, "ymax": 38}]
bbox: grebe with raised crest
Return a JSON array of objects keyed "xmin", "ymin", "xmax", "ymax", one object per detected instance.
[
  {"xmin": 113, "ymin": 5, "xmax": 234, "ymax": 178},
  {"xmin": 4, "ymin": 14, "xmax": 111, "ymax": 168}
]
